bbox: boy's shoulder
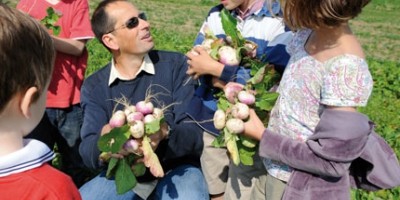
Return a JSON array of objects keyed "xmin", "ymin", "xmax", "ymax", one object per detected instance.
[
  {"xmin": 26, "ymin": 164, "xmax": 81, "ymax": 199},
  {"xmin": 1, "ymin": 164, "xmax": 80, "ymax": 199}
]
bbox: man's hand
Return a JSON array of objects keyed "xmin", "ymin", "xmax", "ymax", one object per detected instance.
[
  {"xmin": 101, "ymin": 124, "xmax": 112, "ymax": 136},
  {"xmin": 147, "ymin": 122, "xmax": 169, "ymax": 150},
  {"xmin": 100, "ymin": 124, "xmax": 129, "ymax": 159}
]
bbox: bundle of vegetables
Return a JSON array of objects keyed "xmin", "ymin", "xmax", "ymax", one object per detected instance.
[
  {"xmin": 207, "ymin": 9, "xmax": 281, "ymax": 166},
  {"xmin": 41, "ymin": 7, "xmax": 61, "ymax": 36},
  {"xmin": 97, "ymin": 96, "xmax": 166, "ymax": 194}
]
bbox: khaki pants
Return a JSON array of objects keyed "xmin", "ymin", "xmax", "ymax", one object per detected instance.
[
  {"xmin": 252, "ymin": 173, "xmax": 286, "ymax": 200},
  {"xmin": 201, "ymin": 132, "xmax": 230, "ymax": 195},
  {"xmin": 201, "ymin": 132, "xmax": 268, "ymax": 199}
]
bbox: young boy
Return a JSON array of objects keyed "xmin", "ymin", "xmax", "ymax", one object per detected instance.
[
  {"xmin": 186, "ymin": 0, "xmax": 292, "ymax": 199},
  {"xmin": 0, "ymin": 4, "xmax": 81, "ymax": 200},
  {"xmin": 17, "ymin": 0, "xmax": 95, "ymax": 187}
]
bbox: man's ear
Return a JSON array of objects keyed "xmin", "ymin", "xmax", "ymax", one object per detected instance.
[
  {"xmin": 102, "ymin": 33, "xmax": 120, "ymax": 51},
  {"xmin": 20, "ymin": 87, "xmax": 39, "ymax": 118}
]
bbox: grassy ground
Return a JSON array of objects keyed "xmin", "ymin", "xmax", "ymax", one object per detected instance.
[
  {"xmin": 83, "ymin": 0, "xmax": 400, "ymax": 74},
  {"xmin": 4, "ymin": 0, "xmax": 400, "ymax": 64},
  {"xmin": 350, "ymin": 0, "xmax": 400, "ymax": 63},
  {"xmin": 6, "ymin": 0, "xmax": 398, "ymax": 64}
]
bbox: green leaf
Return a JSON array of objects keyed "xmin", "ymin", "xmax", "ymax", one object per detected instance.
[
  {"xmin": 46, "ymin": 6, "xmax": 55, "ymax": 15},
  {"xmin": 248, "ymin": 66, "xmax": 267, "ymax": 84},
  {"xmin": 217, "ymin": 94, "xmax": 232, "ymax": 111},
  {"xmin": 212, "ymin": 133, "xmax": 226, "ymax": 148},
  {"xmin": 52, "ymin": 26, "xmax": 61, "ymax": 36},
  {"xmin": 262, "ymin": 70, "xmax": 281, "ymax": 88},
  {"xmin": 97, "ymin": 125, "xmax": 131, "ymax": 153},
  {"xmin": 240, "ymin": 135, "xmax": 258, "ymax": 148},
  {"xmin": 106, "ymin": 157, "xmax": 119, "ymax": 178},
  {"xmin": 132, "ymin": 162, "xmax": 146, "ymax": 177},
  {"xmin": 238, "ymin": 144, "xmax": 256, "ymax": 166},
  {"xmin": 253, "ymin": 82, "xmax": 270, "ymax": 96},
  {"xmin": 210, "ymin": 45, "xmax": 220, "ymax": 60},
  {"xmin": 47, "ymin": 19, "xmax": 56, "ymax": 25},
  {"xmin": 220, "ymin": 8, "xmax": 245, "ymax": 48},
  {"xmin": 115, "ymin": 157, "xmax": 137, "ymax": 194},
  {"xmin": 255, "ymin": 92, "xmax": 279, "ymax": 111},
  {"xmin": 40, "ymin": 7, "xmax": 62, "ymax": 36},
  {"xmin": 144, "ymin": 117, "xmax": 164, "ymax": 135}
]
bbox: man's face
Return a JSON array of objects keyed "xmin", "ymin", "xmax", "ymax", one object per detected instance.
[
  {"xmin": 106, "ymin": 1, "xmax": 154, "ymax": 55},
  {"xmin": 220, "ymin": 0, "xmax": 246, "ymax": 10}
]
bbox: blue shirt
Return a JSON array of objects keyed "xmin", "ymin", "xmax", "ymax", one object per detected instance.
[
  {"xmin": 79, "ymin": 50, "xmax": 203, "ymax": 181},
  {"xmin": 187, "ymin": 2, "xmax": 293, "ymax": 136}
]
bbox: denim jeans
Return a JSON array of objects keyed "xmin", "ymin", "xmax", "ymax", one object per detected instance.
[
  {"xmin": 26, "ymin": 104, "xmax": 89, "ymax": 187},
  {"xmin": 79, "ymin": 165, "xmax": 209, "ymax": 200}
]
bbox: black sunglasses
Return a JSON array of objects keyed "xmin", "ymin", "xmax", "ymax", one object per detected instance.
[{"xmin": 107, "ymin": 12, "xmax": 147, "ymax": 34}]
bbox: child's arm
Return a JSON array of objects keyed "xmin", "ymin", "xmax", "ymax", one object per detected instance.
[
  {"xmin": 244, "ymin": 109, "xmax": 371, "ymax": 178},
  {"xmin": 52, "ymin": 36, "xmax": 87, "ymax": 56}
]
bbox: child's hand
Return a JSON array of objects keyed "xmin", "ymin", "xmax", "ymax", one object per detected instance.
[
  {"xmin": 212, "ymin": 77, "xmax": 226, "ymax": 89},
  {"xmin": 243, "ymin": 109, "xmax": 265, "ymax": 140},
  {"xmin": 186, "ymin": 46, "xmax": 224, "ymax": 79}
]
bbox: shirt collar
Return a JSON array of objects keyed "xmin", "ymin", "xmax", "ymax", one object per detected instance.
[
  {"xmin": 108, "ymin": 54, "xmax": 155, "ymax": 86},
  {"xmin": 233, "ymin": 0, "xmax": 282, "ymax": 19},
  {"xmin": 0, "ymin": 139, "xmax": 54, "ymax": 177},
  {"xmin": 235, "ymin": 0, "xmax": 264, "ymax": 19},
  {"xmin": 257, "ymin": 1, "xmax": 282, "ymax": 17}
]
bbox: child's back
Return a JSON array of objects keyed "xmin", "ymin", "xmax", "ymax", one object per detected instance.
[
  {"xmin": 264, "ymin": 0, "xmax": 374, "ymax": 183},
  {"xmin": 0, "ymin": 4, "xmax": 81, "ymax": 200},
  {"xmin": 2, "ymin": 165, "xmax": 79, "ymax": 199}
]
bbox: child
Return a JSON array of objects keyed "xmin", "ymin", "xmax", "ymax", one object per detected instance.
[
  {"xmin": 17, "ymin": 0, "xmax": 95, "ymax": 187},
  {"xmin": 0, "ymin": 4, "xmax": 81, "ymax": 200},
  {"xmin": 242, "ymin": 0, "xmax": 400, "ymax": 199},
  {"xmin": 185, "ymin": 0, "xmax": 292, "ymax": 199}
]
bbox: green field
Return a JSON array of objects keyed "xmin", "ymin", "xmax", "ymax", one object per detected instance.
[
  {"xmin": 6, "ymin": 0, "xmax": 400, "ymax": 199},
  {"xmin": 85, "ymin": 0, "xmax": 400, "ymax": 68}
]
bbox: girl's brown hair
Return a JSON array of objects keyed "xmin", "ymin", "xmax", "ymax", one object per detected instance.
[{"xmin": 281, "ymin": 0, "xmax": 371, "ymax": 30}]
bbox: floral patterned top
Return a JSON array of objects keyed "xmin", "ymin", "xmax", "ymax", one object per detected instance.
[{"xmin": 263, "ymin": 29, "xmax": 373, "ymax": 182}]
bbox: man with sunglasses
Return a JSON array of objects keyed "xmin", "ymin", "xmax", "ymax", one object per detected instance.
[{"xmin": 78, "ymin": 0, "xmax": 208, "ymax": 199}]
